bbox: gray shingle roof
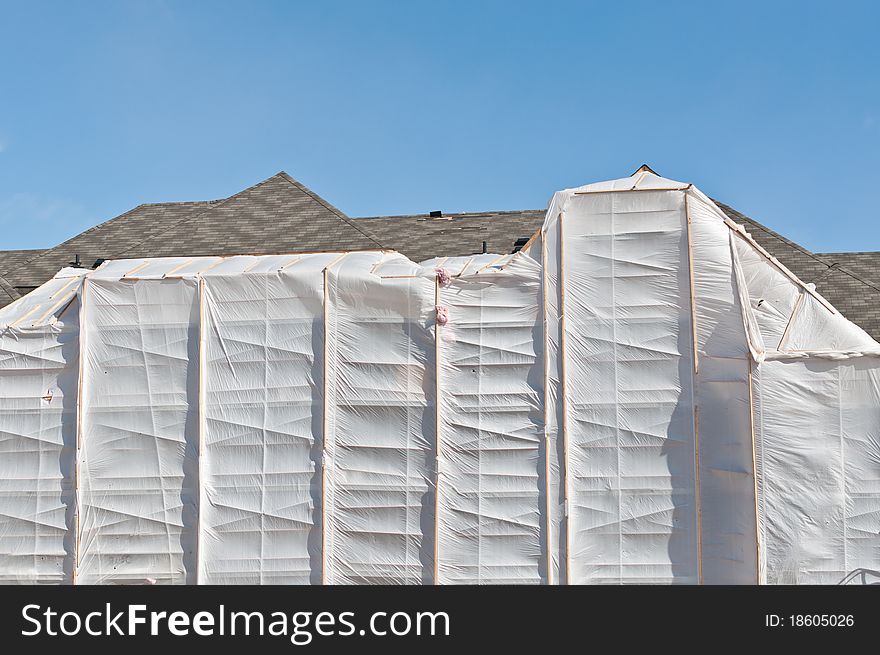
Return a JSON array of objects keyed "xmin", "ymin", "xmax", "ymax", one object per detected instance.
[
  {"xmin": 714, "ymin": 201, "xmax": 833, "ymax": 284},
  {"xmin": 0, "ymin": 275, "xmax": 18, "ymax": 305},
  {"xmin": 816, "ymin": 252, "xmax": 880, "ymax": 285},
  {"xmin": 715, "ymin": 202, "xmax": 880, "ymax": 341},
  {"xmin": 361, "ymin": 201, "xmax": 880, "ymax": 341},
  {"xmin": 0, "ymin": 172, "xmax": 384, "ymax": 296},
  {"xmin": 354, "ymin": 209, "xmax": 545, "ymax": 262},
  {"xmin": 0, "ymin": 249, "xmax": 44, "ymax": 276},
  {"xmin": 2, "ymin": 202, "xmax": 217, "ymax": 291},
  {"xmin": 0, "ymin": 250, "xmax": 43, "ymax": 307},
  {"xmin": 113, "ymin": 172, "xmax": 384, "ymax": 259},
  {"xmin": 1, "ymin": 172, "xmax": 877, "ymax": 341}
]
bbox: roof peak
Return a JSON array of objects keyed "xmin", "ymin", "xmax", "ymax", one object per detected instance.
[{"xmin": 631, "ymin": 163, "xmax": 659, "ymax": 176}]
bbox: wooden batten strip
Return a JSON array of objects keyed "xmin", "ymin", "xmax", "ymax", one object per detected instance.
[
  {"xmin": 776, "ymin": 291, "xmax": 806, "ymax": 352},
  {"xmin": 684, "ymin": 192, "xmax": 704, "ymax": 585},
  {"xmin": 747, "ymin": 359, "xmax": 762, "ymax": 584},
  {"xmin": 433, "ymin": 275, "xmax": 442, "ymax": 585},
  {"xmin": 320, "ymin": 252, "xmax": 349, "ymax": 585},
  {"xmin": 557, "ymin": 212, "xmax": 572, "ymax": 584},
  {"xmin": 195, "ymin": 276, "xmax": 207, "ymax": 585},
  {"xmin": 573, "ymin": 186, "xmax": 690, "ymax": 195}
]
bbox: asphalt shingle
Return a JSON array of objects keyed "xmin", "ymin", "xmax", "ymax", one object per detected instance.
[
  {"xmin": 114, "ymin": 172, "xmax": 384, "ymax": 259},
  {"xmin": 0, "ymin": 249, "xmax": 44, "ymax": 277},
  {"xmin": 0, "ymin": 276, "xmax": 18, "ymax": 306},
  {"xmin": 816, "ymin": 252, "xmax": 880, "ymax": 286},
  {"xmin": 3, "ymin": 202, "xmax": 217, "ymax": 291},
  {"xmin": 1, "ymin": 173, "xmax": 877, "ymax": 341},
  {"xmin": 354, "ymin": 209, "xmax": 545, "ymax": 262}
]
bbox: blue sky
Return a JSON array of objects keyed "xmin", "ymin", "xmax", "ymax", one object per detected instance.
[{"xmin": 1, "ymin": 0, "xmax": 878, "ymax": 253}]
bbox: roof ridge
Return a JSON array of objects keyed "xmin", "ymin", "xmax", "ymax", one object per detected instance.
[
  {"xmin": 138, "ymin": 199, "xmax": 219, "ymax": 208},
  {"xmin": 114, "ymin": 172, "xmax": 297, "ymax": 258},
  {"xmin": 114, "ymin": 171, "xmax": 385, "ymax": 258},
  {"xmin": 276, "ymin": 172, "xmax": 384, "ymax": 248}
]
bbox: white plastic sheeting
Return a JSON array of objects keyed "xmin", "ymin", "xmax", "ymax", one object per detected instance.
[
  {"xmin": 687, "ymin": 190, "xmax": 759, "ymax": 584},
  {"xmin": 550, "ymin": 189, "xmax": 701, "ymax": 584},
  {"xmin": 754, "ymin": 359, "xmax": 880, "ymax": 583},
  {"xmin": 0, "ymin": 269, "xmax": 84, "ymax": 584},
  {"xmin": 436, "ymin": 254, "xmax": 545, "ymax": 584},
  {"xmin": 77, "ymin": 272, "xmax": 201, "ymax": 584},
  {"xmin": 199, "ymin": 254, "xmax": 332, "ymax": 584},
  {"xmin": 1, "ymin": 169, "xmax": 879, "ymax": 585},
  {"xmin": 324, "ymin": 252, "xmax": 435, "ymax": 584}
]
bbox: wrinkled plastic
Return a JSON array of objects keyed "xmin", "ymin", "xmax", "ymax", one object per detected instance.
[{"xmin": 1, "ymin": 171, "xmax": 878, "ymax": 585}]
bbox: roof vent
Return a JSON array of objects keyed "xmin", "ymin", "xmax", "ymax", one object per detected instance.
[
  {"xmin": 429, "ymin": 210, "xmax": 443, "ymax": 218},
  {"xmin": 69, "ymin": 254, "xmax": 83, "ymax": 268},
  {"xmin": 512, "ymin": 237, "xmax": 530, "ymax": 253}
]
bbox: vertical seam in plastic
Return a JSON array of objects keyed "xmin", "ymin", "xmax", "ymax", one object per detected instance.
[
  {"xmin": 434, "ymin": 275, "xmax": 442, "ymax": 585},
  {"xmin": 320, "ymin": 252, "xmax": 348, "ymax": 585},
  {"xmin": 838, "ymin": 366, "xmax": 847, "ymax": 575},
  {"xmin": 321, "ymin": 267, "xmax": 330, "ymax": 585},
  {"xmin": 558, "ymin": 211, "xmax": 571, "ymax": 584},
  {"xmin": 196, "ymin": 276, "xmax": 207, "ymax": 585},
  {"xmin": 72, "ymin": 276, "xmax": 88, "ymax": 585},
  {"xmin": 756, "ymin": 367, "xmax": 768, "ymax": 582},
  {"xmin": 610, "ymin": 195, "xmax": 622, "ymax": 582},
  {"xmin": 541, "ymin": 230, "xmax": 553, "ymax": 586},
  {"xmin": 477, "ymin": 277, "xmax": 484, "ymax": 583},
  {"xmin": 684, "ymin": 192, "xmax": 704, "ymax": 584},
  {"xmin": 747, "ymin": 359, "xmax": 762, "ymax": 584}
]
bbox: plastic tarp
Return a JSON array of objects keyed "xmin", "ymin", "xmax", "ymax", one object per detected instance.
[
  {"xmin": 754, "ymin": 358, "xmax": 880, "ymax": 583},
  {"xmin": 199, "ymin": 254, "xmax": 332, "ymax": 584},
  {"xmin": 436, "ymin": 253, "xmax": 546, "ymax": 584},
  {"xmin": 545, "ymin": 188, "xmax": 701, "ymax": 584},
  {"xmin": 0, "ymin": 269, "xmax": 84, "ymax": 584},
  {"xmin": 1, "ymin": 169, "xmax": 879, "ymax": 585},
  {"xmin": 77, "ymin": 271, "xmax": 201, "ymax": 584},
  {"xmin": 324, "ymin": 252, "xmax": 435, "ymax": 584},
  {"xmin": 687, "ymin": 190, "xmax": 759, "ymax": 584}
]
